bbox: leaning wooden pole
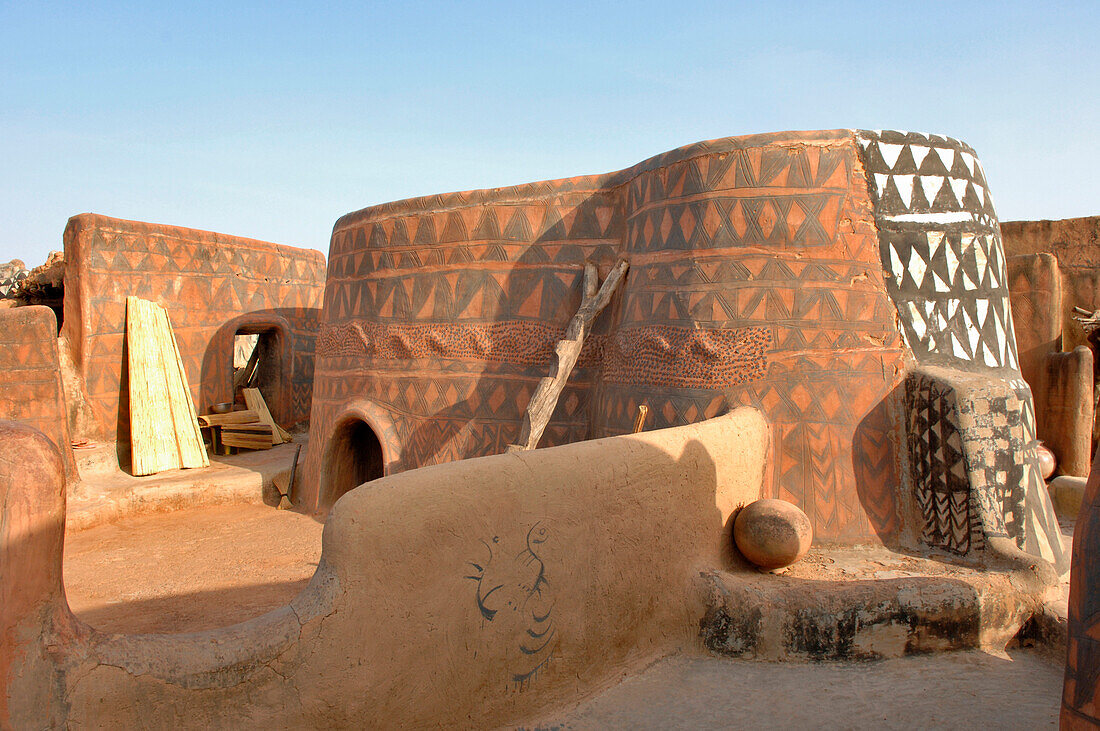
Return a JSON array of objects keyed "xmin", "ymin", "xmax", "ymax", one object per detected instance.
[{"xmin": 511, "ymin": 260, "xmax": 628, "ymax": 451}]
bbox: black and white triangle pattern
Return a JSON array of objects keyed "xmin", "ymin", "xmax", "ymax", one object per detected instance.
[
  {"xmin": 857, "ymin": 130, "xmax": 997, "ymax": 227},
  {"xmin": 881, "ymin": 229, "xmax": 1017, "ymax": 369}
]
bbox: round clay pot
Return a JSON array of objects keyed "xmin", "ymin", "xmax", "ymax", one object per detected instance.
[
  {"xmin": 733, "ymin": 498, "xmax": 813, "ymax": 570},
  {"xmin": 1036, "ymin": 443, "xmax": 1056, "ymax": 480}
]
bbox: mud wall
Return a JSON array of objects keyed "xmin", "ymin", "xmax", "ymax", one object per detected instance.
[
  {"xmin": 1002, "ymin": 216, "xmax": 1100, "ymax": 352},
  {"xmin": 62, "ymin": 214, "xmax": 326, "ymax": 445},
  {"xmin": 304, "ymin": 130, "xmax": 908, "ymax": 545},
  {"xmin": 310, "ymin": 175, "xmax": 623, "ymax": 482},
  {"xmin": 1, "ymin": 410, "xmax": 768, "ymax": 728},
  {"xmin": 0, "ymin": 306, "xmax": 77, "ymax": 481}
]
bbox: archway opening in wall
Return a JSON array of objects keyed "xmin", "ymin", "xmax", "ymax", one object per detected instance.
[
  {"xmin": 322, "ymin": 417, "xmax": 384, "ymax": 507},
  {"xmin": 232, "ymin": 325, "xmax": 283, "ymax": 415}
]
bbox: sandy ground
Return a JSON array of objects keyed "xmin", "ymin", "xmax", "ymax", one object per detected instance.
[
  {"xmin": 539, "ymin": 650, "xmax": 1062, "ymax": 729},
  {"xmin": 63, "ymin": 502, "xmax": 324, "ymax": 634}
]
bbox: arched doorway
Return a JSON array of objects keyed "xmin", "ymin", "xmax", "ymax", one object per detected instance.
[{"xmin": 322, "ymin": 417, "xmax": 385, "ymax": 507}]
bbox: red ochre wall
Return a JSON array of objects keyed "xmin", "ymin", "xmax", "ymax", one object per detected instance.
[
  {"xmin": 62, "ymin": 214, "xmax": 326, "ymax": 445},
  {"xmin": 304, "ymin": 130, "xmax": 908, "ymax": 545},
  {"xmin": 0, "ymin": 306, "xmax": 77, "ymax": 481}
]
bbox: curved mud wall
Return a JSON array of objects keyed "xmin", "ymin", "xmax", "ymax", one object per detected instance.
[
  {"xmin": 62, "ymin": 213, "xmax": 326, "ymax": 445},
  {"xmin": 304, "ymin": 130, "xmax": 908, "ymax": 544},
  {"xmin": 1, "ymin": 410, "xmax": 768, "ymax": 728},
  {"xmin": 0, "ymin": 306, "xmax": 77, "ymax": 481}
]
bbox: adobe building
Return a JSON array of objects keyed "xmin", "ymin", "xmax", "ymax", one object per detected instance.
[
  {"xmin": 0, "ymin": 129, "xmax": 1084, "ymax": 727},
  {"xmin": 0, "ymin": 213, "xmax": 325, "ymax": 480},
  {"xmin": 302, "ymin": 128, "xmax": 1065, "ymax": 568}
]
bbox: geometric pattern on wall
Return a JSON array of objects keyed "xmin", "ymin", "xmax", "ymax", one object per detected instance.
[
  {"xmin": 317, "ymin": 319, "xmax": 771, "ymax": 391},
  {"xmin": 855, "ymin": 130, "xmax": 1072, "ymax": 570},
  {"xmin": 904, "ymin": 372, "xmax": 982, "ymax": 554},
  {"xmin": 857, "ymin": 130, "xmax": 1019, "ymax": 373},
  {"xmin": 304, "ymin": 130, "xmax": 910, "ymax": 544},
  {"xmin": 880, "ymin": 229, "xmax": 1017, "ymax": 369},
  {"xmin": 0, "ymin": 306, "xmax": 78, "ymax": 481},
  {"xmin": 64, "ymin": 214, "xmax": 326, "ymax": 443},
  {"xmin": 903, "ymin": 365, "xmax": 1067, "ymax": 568}
]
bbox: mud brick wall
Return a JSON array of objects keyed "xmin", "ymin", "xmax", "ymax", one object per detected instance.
[
  {"xmin": 304, "ymin": 130, "xmax": 909, "ymax": 544},
  {"xmin": 310, "ymin": 177, "xmax": 624, "ymax": 478},
  {"xmin": 0, "ymin": 306, "xmax": 77, "ymax": 480},
  {"xmin": 62, "ymin": 214, "xmax": 325, "ymax": 445},
  {"xmin": 1002, "ymin": 216, "xmax": 1100, "ymax": 352}
]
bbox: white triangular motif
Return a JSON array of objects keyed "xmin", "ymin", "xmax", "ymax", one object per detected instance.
[
  {"xmin": 982, "ymin": 342, "xmax": 999, "ymax": 367},
  {"xmin": 937, "ymin": 147, "xmax": 957, "ymax": 173},
  {"xmin": 858, "ymin": 135, "xmax": 873, "ymax": 150},
  {"xmin": 951, "ymin": 331, "xmax": 970, "ymax": 358},
  {"xmin": 943, "ymin": 237, "xmax": 960, "ymax": 281},
  {"xmin": 975, "ymin": 298, "xmax": 990, "ymax": 327},
  {"xmin": 961, "ymin": 151, "xmax": 977, "ymax": 176},
  {"xmin": 894, "ymin": 174, "xmax": 915, "ymax": 209},
  {"xmin": 973, "ymin": 236, "xmax": 988, "ymax": 273},
  {"xmin": 949, "ymin": 178, "xmax": 970, "ymax": 207},
  {"xmin": 908, "ymin": 247, "xmax": 928, "ymax": 286},
  {"xmin": 920, "ymin": 176, "xmax": 945, "ymax": 204},
  {"xmin": 927, "ymin": 230, "xmax": 945, "ymax": 259},
  {"xmin": 948, "ymin": 298, "xmax": 960, "ymax": 318},
  {"xmin": 889, "ymin": 243, "xmax": 905, "ymax": 280},
  {"xmin": 974, "ymin": 185, "xmax": 985, "ymax": 206},
  {"xmin": 879, "ymin": 142, "xmax": 904, "ymax": 170},
  {"xmin": 963, "ymin": 307, "xmax": 980, "ymax": 353},
  {"xmin": 993, "ymin": 308, "xmax": 1006, "ymax": 351},
  {"xmin": 910, "ymin": 145, "xmax": 931, "ymax": 169},
  {"xmin": 908, "ymin": 301, "xmax": 928, "ymax": 340},
  {"xmin": 933, "ymin": 271, "xmax": 950, "ymax": 292},
  {"xmin": 874, "ymin": 173, "xmax": 889, "ymax": 196}
]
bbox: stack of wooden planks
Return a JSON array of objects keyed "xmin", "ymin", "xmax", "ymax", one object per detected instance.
[
  {"xmin": 126, "ymin": 296, "xmax": 209, "ymax": 476},
  {"xmin": 219, "ymin": 423, "xmax": 275, "ymax": 450},
  {"xmin": 196, "ymin": 390, "xmax": 291, "ymax": 452}
]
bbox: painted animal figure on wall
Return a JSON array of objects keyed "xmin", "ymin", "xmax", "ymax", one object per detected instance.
[{"xmin": 466, "ymin": 522, "xmax": 557, "ymax": 689}]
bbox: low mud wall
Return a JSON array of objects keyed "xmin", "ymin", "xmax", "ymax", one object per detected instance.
[{"xmin": 2, "ymin": 409, "xmax": 768, "ymax": 728}]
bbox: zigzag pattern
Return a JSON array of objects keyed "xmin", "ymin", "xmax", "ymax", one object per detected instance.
[{"xmin": 904, "ymin": 374, "xmax": 975, "ymax": 554}]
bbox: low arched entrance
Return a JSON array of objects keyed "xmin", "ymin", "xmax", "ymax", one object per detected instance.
[{"xmin": 320, "ymin": 417, "xmax": 385, "ymax": 507}]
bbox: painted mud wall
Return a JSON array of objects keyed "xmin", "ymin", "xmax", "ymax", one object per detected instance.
[
  {"xmin": 62, "ymin": 214, "xmax": 326, "ymax": 445},
  {"xmin": 1, "ymin": 410, "xmax": 768, "ymax": 728},
  {"xmin": 855, "ymin": 131, "xmax": 1065, "ymax": 569},
  {"xmin": 0, "ymin": 306, "xmax": 77, "ymax": 481},
  {"xmin": 305, "ymin": 130, "xmax": 909, "ymax": 544}
]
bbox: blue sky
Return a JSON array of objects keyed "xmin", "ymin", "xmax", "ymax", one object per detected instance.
[{"xmin": 2, "ymin": 1, "xmax": 1097, "ymax": 266}]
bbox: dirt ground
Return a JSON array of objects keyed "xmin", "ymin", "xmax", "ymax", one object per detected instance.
[
  {"xmin": 63, "ymin": 503, "xmax": 324, "ymax": 634},
  {"xmin": 539, "ymin": 650, "xmax": 1063, "ymax": 729},
  {"xmin": 61, "ymin": 501, "xmax": 1069, "ymax": 726}
]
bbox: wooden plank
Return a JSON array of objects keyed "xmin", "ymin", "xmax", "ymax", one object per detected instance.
[
  {"xmin": 197, "ymin": 410, "xmax": 259, "ymax": 427},
  {"xmin": 221, "ymin": 423, "xmax": 273, "ymax": 434},
  {"xmin": 220, "ymin": 428, "xmax": 274, "ymax": 449},
  {"xmin": 242, "ymin": 388, "xmax": 286, "ymax": 445},
  {"xmin": 127, "ymin": 297, "xmax": 209, "ymax": 475}
]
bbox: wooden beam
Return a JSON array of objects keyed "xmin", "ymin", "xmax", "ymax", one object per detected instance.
[{"xmin": 511, "ymin": 260, "xmax": 628, "ymax": 451}]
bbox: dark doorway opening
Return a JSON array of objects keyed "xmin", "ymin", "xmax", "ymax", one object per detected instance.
[
  {"xmin": 232, "ymin": 327, "xmax": 282, "ymax": 414},
  {"xmin": 323, "ymin": 418, "xmax": 385, "ymax": 506}
]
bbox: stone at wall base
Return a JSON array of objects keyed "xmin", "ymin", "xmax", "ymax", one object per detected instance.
[{"xmin": 1049, "ymin": 475, "xmax": 1087, "ymax": 520}]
